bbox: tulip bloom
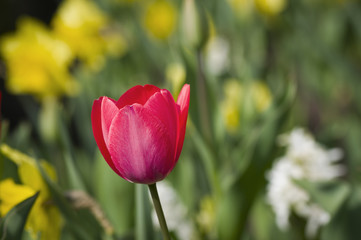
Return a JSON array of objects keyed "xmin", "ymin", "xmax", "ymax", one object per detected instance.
[{"xmin": 92, "ymin": 84, "xmax": 190, "ymax": 184}]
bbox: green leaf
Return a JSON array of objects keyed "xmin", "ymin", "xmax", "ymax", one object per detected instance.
[
  {"xmin": 321, "ymin": 185, "xmax": 361, "ymax": 240},
  {"xmin": 0, "ymin": 191, "xmax": 39, "ymax": 240},
  {"xmin": 216, "ymin": 79, "xmax": 296, "ymax": 240},
  {"xmin": 57, "ymin": 106, "xmax": 85, "ymax": 191},
  {"xmin": 34, "ymin": 158, "xmax": 104, "ymax": 240},
  {"xmin": 294, "ymin": 179, "xmax": 350, "ymax": 215},
  {"xmin": 188, "ymin": 120, "xmax": 220, "ymax": 197},
  {"xmin": 250, "ymin": 195, "xmax": 302, "ymax": 240}
]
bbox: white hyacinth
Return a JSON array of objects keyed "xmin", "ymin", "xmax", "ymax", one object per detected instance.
[
  {"xmin": 151, "ymin": 181, "xmax": 195, "ymax": 240},
  {"xmin": 266, "ymin": 128, "xmax": 345, "ymax": 238}
]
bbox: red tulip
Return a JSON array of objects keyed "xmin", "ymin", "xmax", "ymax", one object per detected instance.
[{"xmin": 92, "ymin": 84, "xmax": 190, "ymax": 184}]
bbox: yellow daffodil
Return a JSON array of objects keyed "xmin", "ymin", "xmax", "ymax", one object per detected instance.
[
  {"xmin": 0, "ymin": 179, "xmax": 35, "ymax": 215},
  {"xmin": 52, "ymin": 0, "xmax": 126, "ymax": 71},
  {"xmin": 221, "ymin": 79, "xmax": 272, "ymax": 133},
  {"xmin": 254, "ymin": 0, "xmax": 287, "ymax": 16},
  {"xmin": 143, "ymin": 0, "xmax": 177, "ymax": 40},
  {"xmin": 221, "ymin": 80, "xmax": 243, "ymax": 133},
  {"xmin": 0, "ymin": 144, "xmax": 62, "ymax": 240},
  {"xmin": 0, "ymin": 17, "xmax": 77, "ymax": 99},
  {"xmin": 250, "ymin": 81, "xmax": 272, "ymax": 112},
  {"xmin": 197, "ymin": 196, "xmax": 216, "ymax": 237}
]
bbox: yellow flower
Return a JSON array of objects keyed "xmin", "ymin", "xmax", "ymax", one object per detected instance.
[
  {"xmin": 114, "ymin": 0, "xmax": 139, "ymax": 4},
  {"xmin": 0, "ymin": 144, "xmax": 62, "ymax": 240},
  {"xmin": 228, "ymin": 0, "xmax": 254, "ymax": 19},
  {"xmin": 0, "ymin": 17, "xmax": 77, "ymax": 99},
  {"xmin": 0, "ymin": 179, "xmax": 35, "ymax": 215},
  {"xmin": 197, "ymin": 196, "xmax": 216, "ymax": 237},
  {"xmin": 254, "ymin": 0, "xmax": 287, "ymax": 16},
  {"xmin": 222, "ymin": 102, "xmax": 241, "ymax": 132},
  {"xmin": 52, "ymin": 0, "xmax": 126, "ymax": 70},
  {"xmin": 221, "ymin": 79, "xmax": 272, "ymax": 133},
  {"xmin": 221, "ymin": 79, "xmax": 243, "ymax": 133},
  {"xmin": 250, "ymin": 81, "xmax": 272, "ymax": 112},
  {"xmin": 143, "ymin": 0, "xmax": 177, "ymax": 40}
]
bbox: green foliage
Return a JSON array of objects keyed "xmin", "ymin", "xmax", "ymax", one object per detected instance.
[
  {"xmin": 295, "ymin": 180, "xmax": 350, "ymax": 215},
  {"xmin": 0, "ymin": 192, "xmax": 39, "ymax": 240},
  {"xmin": 0, "ymin": 0, "xmax": 361, "ymax": 239}
]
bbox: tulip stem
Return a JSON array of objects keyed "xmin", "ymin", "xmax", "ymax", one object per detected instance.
[{"xmin": 148, "ymin": 183, "xmax": 171, "ymax": 240}]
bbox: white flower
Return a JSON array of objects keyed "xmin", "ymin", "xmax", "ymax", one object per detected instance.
[
  {"xmin": 151, "ymin": 181, "xmax": 195, "ymax": 240},
  {"xmin": 266, "ymin": 128, "xmax": 345, "ymax": 238}
]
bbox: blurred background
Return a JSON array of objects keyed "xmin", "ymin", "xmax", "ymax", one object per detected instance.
[{"xmin": 0, "ymin": 0, "xmax": 360, "ymax": 239}]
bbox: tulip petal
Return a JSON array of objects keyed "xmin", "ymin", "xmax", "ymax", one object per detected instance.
[
  {"xmin": 91, "ymin": 97, "xmax": 120, "ymax": 175},
  {"xmin": 101, "ymin": 97, "xmax": 119, "ymax": 145},
  {"xmin": 116, "ymin": 85, "xmax": 160, "ymax": 109},
  {"xmin": 107, "ymin": 104, "xmax": 174, "ymax": 184},
  {"xmin": 144, "ymin": 89, "xmax": 178, "ymax": 162},
  {"xmin": 175, "ymin": 84, "xmax": 190, "ymax": 161}
]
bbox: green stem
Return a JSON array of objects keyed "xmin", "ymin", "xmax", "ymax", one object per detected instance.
[
  {"xmin": 148, "ymin": 183, "xmax": 171, "ymax": 240},
  {"xmin": 196, "ymin": 50, "xmax": 212, "ymax": 143}
]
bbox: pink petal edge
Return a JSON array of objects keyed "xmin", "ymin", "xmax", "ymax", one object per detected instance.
[
  {"xmin": 116, "ymin": 85, "xmax": 160, "ymax": 109},
  {"xmin": 101, "ymin": 97, "xmax": 119, "ymax": 145},
  {"xmin": 91, "ymin": 97, "xmax": 122, "ymax": 177},
  {"xmin": 175, "ymin": 84, "xmax": 190, "ymax": 161}
]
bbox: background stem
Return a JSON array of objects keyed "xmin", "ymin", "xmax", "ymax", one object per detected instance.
[
  {"xmin": 135, "ymin": 184, "xmax": 153, "ymax": 240},
  {"xmin": 196, "ymin": 50, "xmax": 212, "ymax": 144}
]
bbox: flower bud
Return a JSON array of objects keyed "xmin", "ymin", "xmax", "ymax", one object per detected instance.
[{"xmin": 180, "ymin": 0, "xmax": 209, "ymax": 50}]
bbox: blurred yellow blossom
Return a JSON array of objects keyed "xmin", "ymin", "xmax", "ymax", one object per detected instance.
[
  {"xmin": 254, "ymin": 0, "xmax": 287, "ymax": 16},
  {"xmin": 251, "ymin": 81, "xmax": 272, "ymax": 112},
  {"xmin": 0, "ymin": 17, "xmax": 77, "ymax": 99},
  {"xmin": 114, "ymin": 0, "xmax": 139, "ymax": 4},
  {"xmin": 221, "ymin": 79, "xmax": 243, "ymax": 133},
  {"xmin": 0, "ymin": 179, "xmax": 35, "ymax": 215},
  {"xmin": 143, "ymin": 0, "xmax": 177, "ymax": 40},
  {"xmin": 228, "ymin": 0, "xmax": 254, "ymax": 19},
  {"xmin": 197, "ymin": 196, "xmax": 216, "ymax": 237},
  {"xmin": 221, "ymin": 79, "xmax": 272, "ymax": 133},
  {"xmin": 52, "ymin": 0, "xmax": 127, "ymax": 70},
  {"xmin": 0, "ymin": 144, "xmax": 62, "ymax": 240}
]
